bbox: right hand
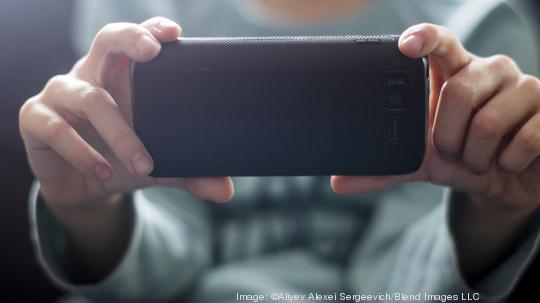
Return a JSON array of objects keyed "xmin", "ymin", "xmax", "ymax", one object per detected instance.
[{"xmin": 19, "ymin": 17, "xmax": 234, "ymax": 211}]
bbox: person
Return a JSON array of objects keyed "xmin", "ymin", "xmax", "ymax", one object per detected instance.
[{"xmin": 19, "ymin": 0, "xmax": 540, "ymax": 302}]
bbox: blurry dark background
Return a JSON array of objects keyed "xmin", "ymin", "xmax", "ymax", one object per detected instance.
[
  {"xmin": 0, "ymin": 0, "xmax": 75, "ymax": 301},
  {"xmin": 0, "ymin": 0, "xmax": 538, "ymax": 302}
]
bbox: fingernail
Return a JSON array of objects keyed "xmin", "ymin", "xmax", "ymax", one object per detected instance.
[
  {"xmin": 401, "ymin": 35, "xmax": 423, "ymax": 55},
  {"xmin": 94, "ymin": 164, "xmax": 112, "ymax": 181},
  {"xmin": 158, "ymin": 19, "xmax": 178, "ymax": 31},
  {"xmin": 130, "ymin": 152, "xmax": 153, "ymax": 175},
  {"xmin": 136, "ymin": 35, "xmax": 158, "ymax": 56}
]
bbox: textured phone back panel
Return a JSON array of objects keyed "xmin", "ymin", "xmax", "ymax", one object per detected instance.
[{"xmin": 132, "ymin": 35, "xmax": 428, "ymax": 177}]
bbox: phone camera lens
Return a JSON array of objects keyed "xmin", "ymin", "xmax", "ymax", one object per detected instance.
[
  {"xmin": 387, "ymin": 91, "xmax": 404, "ymax": 107},
  {"xmin": 384, "ymin": 74, "xmax": 408, "ymax": 111}
]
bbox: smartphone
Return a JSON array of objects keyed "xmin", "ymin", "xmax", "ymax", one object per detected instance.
[{"xmin": 131, "ymin": 35, "xmax": 429, "ymax": 177}]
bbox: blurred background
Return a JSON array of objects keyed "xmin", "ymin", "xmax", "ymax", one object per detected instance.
[
  {"xmin": 0, "ymin": 1, "xmax": 75, "ymax": 301},
  {"xmin": 0, "ymin": 0, "xmax": 538, "ymax": 302}
]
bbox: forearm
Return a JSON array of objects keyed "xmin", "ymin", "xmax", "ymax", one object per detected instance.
[
  {"xmin": 348, "ymin": 185, "xmax": 540, "ymax": 301},
  {"xmin": 31, "ymin": 186, "xmax": 212, "ymax": 301},
  {"xmin": 450, "ymin": 191, "xmax": 538, "ymax": 284},
  {"xmin": 44, "ymin": 193, "xmax": 133, "ymax": 282}
]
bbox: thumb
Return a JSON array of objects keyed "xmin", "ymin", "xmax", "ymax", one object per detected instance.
[
  {"xmin": 399, "ymin": 23, "xmax": 472, "ymax": 80},
  {"xmin": 154, "ymin": 177, "xmax": 235, "ymax": 203},
  {"xmin": 331, "ymin": 171, "xmax": 425, "ymax": 195}
]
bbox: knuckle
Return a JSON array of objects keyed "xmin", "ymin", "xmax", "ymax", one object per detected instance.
[
  {"xmin": 499, "ymin": 155, "xmax": 523, "ymax": 173},
  {"xmin": 72, "ymin": 56, "xmax": 87, "ymax": 71},
  {"xmin": 41, "ymin": 75, "xmax": 67, "ymax": 101},
  {"xmin": 441, "ymin": 79, "xmax": 475, "ymax": 107},
  {"xmin": 116, "ymin": 23, "xmax": 142, "ymax": 38},
  {"xmin": 488, "ymin": 55, "xmax": 520, "ymax": 80},
  {"xmin": 96, "ymin": 22, "xmax": 135, "ymax": 43},
  {"xmin": 434, "ymin": 138, "xmax": 460, "ymax": 156},
  {"xmin": 433, "ymin": 131, "xmax": 460, "ymax": 155},
  {"xmin": 19, "ymin": 99, "xmax": 36, "ymax": 121},
  {"xmin": 43, "ymin": 118, "xmax": 70, "ymax": 142},
  {"xmin": 498, "ymin": 157, "xmax": 512, "ymax": 171},
  {"xmin": 489, "ymin": 55, "xmax": 516, "ymax": 71},
  {"xmin": 440, "ymin": 26, "xmax": 458, "ymax": 41},
  {"xmin": 518, "ymin": 75, "xmax": 540, "ymax": 93},
  {"xmin": 516, "ymin": 126, "xmax": 540, "ymax": 153},
  {"xmin": 471, "ymin": 110, "xmax": 501, "ymax": 140},
  {"xmin": 448, "ymin": 29, "xmax": 458, "ymax": 41},
  {"xmin": 80, "ymin": 87, "xmax": 109, "ymax": 112},
  {"xmin": 144, "ymin": 16, "xmax": 166, "ymax": 25},
  {"xmin": 97, "ymin": 23, "xmax": 119, "ymax": 37},
  {"xmin": 18, "ymin": 98, "xmax": 38, "ymax": 131}
]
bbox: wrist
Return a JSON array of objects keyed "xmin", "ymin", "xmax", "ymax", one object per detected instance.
[
  {"xmin": 450, "ymin": 190, "xmax": 538, "ymax": 283},
  {"xmin": 457, "ymin": 191, "xmax": 538, "ymax": 221},
  {"xmin": 41, "ymin": 192, "xmax": 135, "ymax": 283},
  {"xmin": 41, "ymin": 191, "xmax": 124, "ymax": 228}
]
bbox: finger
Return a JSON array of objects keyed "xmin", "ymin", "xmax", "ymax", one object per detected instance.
[
  {"xmin": 19, "ymin": 101, "xmax": 113, "ymax": 181},
  {"xmin": 463, "ymin": 76, "xmax": 540, "ymax": 173},
  {"xmin": 499, "ymin": 113, "xmax": 540, "ymax": 173},
  {"xmin": 83, "ymin": 23, "xmax": 160, "ymax": 80},
  {"xmin": 433, "ymin": 55, "xmax": 522, "ymax": 157},
  {"xmin": 133, "ymin": 176, "xmax": 235, "ymax": 203},
  {"xmin": 79, "ymin": 17, "xmax": 181, "ymax": 83},
  {"xmin": 42, "ymin": 77, "xmax": 154, "ymax": 176},
  {"xmin": 140, "ymin": 16, "xmax": 182, "ymax": 41},
  {"xmin": 331, "ymin": 172, "xmax": 423, "ymax": 195},
  {"xmin": 399, "ymin": 23, "xmax": 472, "ymax": 79},
  {"xmin": 156, "ymin": 177, "xmax": 235, "ymax": 203}
]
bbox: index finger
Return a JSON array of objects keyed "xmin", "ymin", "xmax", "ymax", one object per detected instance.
[
  {"xmin": 399, "ymin": 23, "xmax": 472, "ymax": 79},
  {"xmin": 78, "ymin": 17, "xmax": 182, "ymax": 85}
]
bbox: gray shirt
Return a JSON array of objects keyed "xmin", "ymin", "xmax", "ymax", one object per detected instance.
[{"xmin": 31, "ymin": 0, "xmax": 540, "ymax": 302}]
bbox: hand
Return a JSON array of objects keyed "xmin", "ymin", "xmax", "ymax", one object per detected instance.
[
  {"xmin": 19, "ymin": 17, "xmax": 234, "ymax": 280},
  {"xmin": 332, "ymin": 23, "xmax": 540, "ymax": 211},
  {"xmin": 331, "ymin": 23, "xmax": 540, "ymax": 282},
  {"xmin": 19, "ymin": 17, "xmax": 234, "ymax": 211}
]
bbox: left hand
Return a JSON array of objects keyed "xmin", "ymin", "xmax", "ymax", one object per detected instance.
[{"xmin": 332, "ymin": 23, "xmax": 540, "ymax": 212}]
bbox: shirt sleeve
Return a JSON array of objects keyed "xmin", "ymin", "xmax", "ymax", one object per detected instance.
[
  {"xmin": 347, "ymin": 184, "xmax": 540, "ymax": 302},
  {"xmin": 29, "ymin": 182, "xmax": 213, "ymax": 302}
]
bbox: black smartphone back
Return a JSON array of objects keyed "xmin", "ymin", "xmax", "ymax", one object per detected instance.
[{"xmin": 131, "ymin": 35, "xmax": 428, "ymax": 177}]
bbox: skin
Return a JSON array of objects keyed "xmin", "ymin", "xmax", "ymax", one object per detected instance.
[
  {"xmin": 258, "ymin": 0, "xmax": 368, "ymax": 23},
  {"xmin": 19, "ymin": 2, "xmax": 540, "ymax": 286},
  {"xmin": 333, "ymin": 27, "xmax": 540, "ymax": 283},
  {"xmin": 19, "ymin": 18, "xmax": 234, "ymax": 280}
]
